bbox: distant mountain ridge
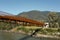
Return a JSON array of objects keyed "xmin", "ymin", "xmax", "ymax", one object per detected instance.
[
  {"xmin": 18, "ymin": 10, "xmax": 60, "ymax": 22},
  {"xmin": 0, "ymin": 11, "xmax": 14, "ymax": 16},
  {"xmin": 0, "ymin": 10, "xmax": 60, "ymax": 22}
]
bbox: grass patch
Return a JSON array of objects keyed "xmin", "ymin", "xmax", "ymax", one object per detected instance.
[{"xmin": 17, "ymin": 26, "xmax": 60, "ymax": 36}]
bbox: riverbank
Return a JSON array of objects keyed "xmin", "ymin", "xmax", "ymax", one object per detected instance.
[
  {"xmin": 0, "ymin": 30, "xmax": 60, "ymax": 39},
  {"xmin": 33, "ymin": 34, "xmax": 60, "ymax": 39}
]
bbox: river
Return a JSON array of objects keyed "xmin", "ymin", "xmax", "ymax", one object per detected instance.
[{"xmin": 0, "ymin": 31, "xmax": 60, "ymax": 40}]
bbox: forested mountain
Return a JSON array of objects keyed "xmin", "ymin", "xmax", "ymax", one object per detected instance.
[
  {"xmin": 17, "ymin": 10, "xmax": 60, "ymax": 22},
  {"xmin": 0, "ymin": 10, "xmax": 60, "ymax": 22}
]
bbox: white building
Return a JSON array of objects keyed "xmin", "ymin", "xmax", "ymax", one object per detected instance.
[{"xmin": 44, "ymin": 22, "xmax": 49, "ymax": 28}]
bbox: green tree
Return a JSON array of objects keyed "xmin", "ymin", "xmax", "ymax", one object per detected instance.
[{"xmin": 48, "ymin": 12, "xmax": 59, "ymax": 28}]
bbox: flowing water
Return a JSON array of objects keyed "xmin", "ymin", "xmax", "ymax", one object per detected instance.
[{"xmin": 0, "ymin": 31, "xmax": 60, "ymax": 40}]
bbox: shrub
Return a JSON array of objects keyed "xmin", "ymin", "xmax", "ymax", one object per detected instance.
[{"xmin": 58, "ymin": 28, "xmax": 60, "ymax": 32}]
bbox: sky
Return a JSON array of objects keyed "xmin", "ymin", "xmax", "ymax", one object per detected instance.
[{"xmin": 0, "ymin": 0, "xmax": 60, "ymax": 15}]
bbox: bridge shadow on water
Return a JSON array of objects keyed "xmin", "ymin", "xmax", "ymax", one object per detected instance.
[
  {"xmin": 19, "ymin": 35, "xmax": 60, "ymax": 40},
  {"xmin": 19, "ymin": 29, "xmax": 40, "ymax": 40},
  {"xmin": 19, "ymin": 29, "xmax": 60, "ymax": 40},
  {"xmin": 19, "ymin": 35, "xmax": 40, "ymax": 40},
  {"xmin": 19, "ymin": 35, "xmax": 33, "ymax": 40}
]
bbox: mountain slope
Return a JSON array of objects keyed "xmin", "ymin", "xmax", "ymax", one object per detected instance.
[
  {"xmin": 18, "ymin": 10, "xmax": 60, "ymax": 22},
  {"xmin": 0, "ymin": 11, "xmax": 14, "ymax": 16}
]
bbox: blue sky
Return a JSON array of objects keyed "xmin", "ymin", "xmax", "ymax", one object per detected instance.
[{"xmin": 0, "ymin": 0, "xmax": 60, "ymax": 15}]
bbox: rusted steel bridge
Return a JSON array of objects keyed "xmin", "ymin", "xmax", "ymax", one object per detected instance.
[{"xmin": 0, "ymin": 15, "xmax": 45, "ymax": 26}]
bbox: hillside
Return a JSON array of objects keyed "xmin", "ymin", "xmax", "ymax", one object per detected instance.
[
  {"xmin": 17, "ymin": 10, "xmax": 60, "ymax": 22},
  {"xmin": 0, "ymin": 11, "xmax": 14, "ymax": 16},
  {"xmin": 0, "ymin": 10, "xmax": 60, "ymax": 22}
]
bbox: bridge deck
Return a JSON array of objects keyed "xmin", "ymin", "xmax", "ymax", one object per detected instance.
[{"xmin": 0, "ymin": 15, "xmax": 45, "ymax": 26}]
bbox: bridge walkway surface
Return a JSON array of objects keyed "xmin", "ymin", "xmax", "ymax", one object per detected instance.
[{"xmin": 0, "ymin": 15, "xmax": 45, "ymax": 26}]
